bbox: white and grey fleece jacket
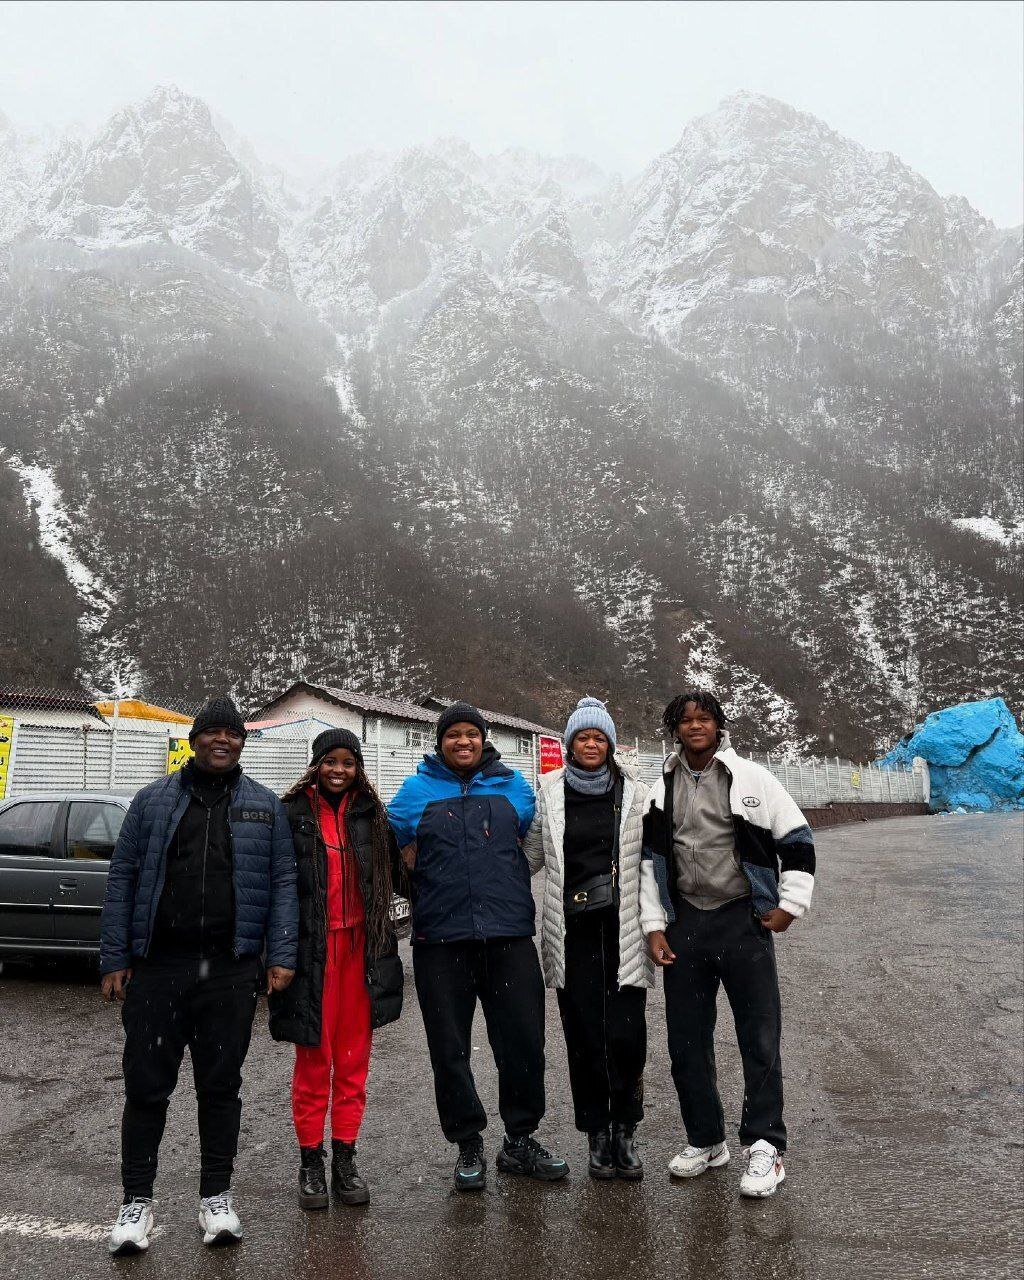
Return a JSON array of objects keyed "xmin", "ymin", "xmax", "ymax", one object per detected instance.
[{"xmin": 640, "ymin": 743, "xmax": 816, "ymax": 934}]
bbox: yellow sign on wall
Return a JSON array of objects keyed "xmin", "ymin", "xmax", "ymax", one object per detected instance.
[
  {"xmin": 167, "ymin": 737, "xmax": 194, "ymax": 774},
  {"xmin": 0, "ymin": 715, "xmax": 14, "ymax": 799},
  {"xmin": 851, "ymin": 769, "xmax": 862, "ymax": 789}
]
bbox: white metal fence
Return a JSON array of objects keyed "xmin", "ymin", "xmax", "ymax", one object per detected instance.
[{"xmin": 1, "ymin": 720, "xmax": 928, "ymax": 808}]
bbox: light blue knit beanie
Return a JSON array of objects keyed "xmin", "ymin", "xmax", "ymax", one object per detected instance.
[{"xmin": 564, "ymin": 696, "xmax": 617, "ymax": 753}]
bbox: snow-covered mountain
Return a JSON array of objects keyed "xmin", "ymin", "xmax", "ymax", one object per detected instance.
[{"xmin": 0, "ymin": 86, "xmax": 1020, "ymax": 755}]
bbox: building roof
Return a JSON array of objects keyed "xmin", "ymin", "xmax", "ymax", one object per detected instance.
[
  {"xmin": 0, "ymin": 687, "xmax": 107, "ymax": 723},
  {"xmin": 420, "ymin": 695, "xmax": 560, "ymax": 737},
  {"xmin": 258, "ymin": 681, "xmax": 438, "ymax": 726},
  {"xmin": 258, "ymin": 682, "xmax": 559, "ymax": 737}
]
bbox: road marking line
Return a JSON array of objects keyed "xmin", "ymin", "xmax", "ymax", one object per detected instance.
[{"xmin": 0, "ymin": 1214, "xmax": 164, "ymax": 1244}]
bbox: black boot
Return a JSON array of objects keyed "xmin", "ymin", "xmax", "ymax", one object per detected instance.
[
  {"xmin": 611, "ymin": 1123, "xmax": 643, "ymax": 1181},
  {"xmin": 298, "ymin": 1145, "xmax": 328, "ymax": 1210},
  {"xmin": 587, "ymin": 1128, "xmax": 615, "ymax": 1181},
  {"xmin": 331, "ymin": 1139, "xmax": 370, "ymax": 1206},
  {"xmin": 454, "ymin": 1135, "xmax": 487, "ymax": 1192}
]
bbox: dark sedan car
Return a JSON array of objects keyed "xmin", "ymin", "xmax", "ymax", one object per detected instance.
[
  {"xmin": 0, "ymin": 790, "xmax": 411, "ymax": 958},
  {"xmin": 0, "ymin": 791, "xmax": 129, "ymax": 957}
]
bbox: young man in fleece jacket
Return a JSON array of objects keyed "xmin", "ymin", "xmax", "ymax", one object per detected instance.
[{"xmin": 640, "ymin": 690, "xmax": 815, "ymax": 1198}]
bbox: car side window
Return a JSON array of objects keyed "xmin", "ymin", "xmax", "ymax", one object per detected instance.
[
  {"xmin": 66, "ymin": 802, "xmax": 125, "ymax": 861},
  {"xmin": 0, "ymin": 802, "xmax": 61, "ymax": 857}
]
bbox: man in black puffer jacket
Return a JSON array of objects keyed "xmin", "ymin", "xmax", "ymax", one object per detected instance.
[{"xmin": 100, "ymin": 697, "xmax": 298, "ymax": 1256}]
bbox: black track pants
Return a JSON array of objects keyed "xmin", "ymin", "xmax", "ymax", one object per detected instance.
[
  {"xmin": 413, "ymin": 937, "xmax": 546, "ymax": 1144},
  {"xmin": 555, "ymin": 909, "xmax": 646, "ymax": 1133},
  {"xmin": 120, "ymin": 955, "xmax": 259, "ymax": 1198},
  {"xmin": 663, "ymin": 897, "xmax": 786, "ymax": 1151}
]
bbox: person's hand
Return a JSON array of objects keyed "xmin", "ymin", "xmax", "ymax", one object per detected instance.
[
  {"xmin": 761, "ymin": 908, "xmax": 795, "ymax": 933},
  {"xmin": 101, "ymin": 968, "xmax": 132, "ymax": 1002},
  {"xmin": 647, "ymin": 930, "xmax": 676, "ymax": 966},
  {"xmin": 266, "ymin": 966, "xmax": 295, "ymax": 995},
  {"xmin": 401, "ymin": 842, "xmax": 417, "ymax": 871}
]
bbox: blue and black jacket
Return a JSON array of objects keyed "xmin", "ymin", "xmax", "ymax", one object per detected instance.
[{"xmin": 387, "ymin": 744, "xmax": 537, "ymax": 944}]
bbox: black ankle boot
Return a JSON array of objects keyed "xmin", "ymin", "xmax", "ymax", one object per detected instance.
[
  {"xmin": 611, "ymin": 1123, "xmax": 643, "ymax": 1181},
  {"xmin": 587, "ymin": 1128, "xmax": 615, "ymax": 1180},
  {"xmin": 331, "ymin": 1139, "xmax": 370, "ymax": 1205},
  {"xmin": 298, "ymin": 1145, "xmax": 328, "ymax": 1210}
]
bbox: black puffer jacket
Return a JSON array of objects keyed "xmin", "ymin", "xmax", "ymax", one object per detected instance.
[{"xmin": 268, "ymin": 788, "xmax": 405, "ymax": 1045}]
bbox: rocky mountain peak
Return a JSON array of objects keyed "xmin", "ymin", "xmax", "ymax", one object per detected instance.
[
  {"xmin": 31, "ymin": 84, "xmax": 290, "ymax": 287},
  {"xmin": 504, "ymin": 203, "xmax": 588, "ymax": 294}
]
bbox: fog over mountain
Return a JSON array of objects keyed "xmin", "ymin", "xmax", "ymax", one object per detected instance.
[{"xmin": 1, "ymin": 85, "xmax": 1020, "ymax": 755}]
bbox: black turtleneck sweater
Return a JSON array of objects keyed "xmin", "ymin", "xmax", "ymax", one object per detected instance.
[
  {"xmin": 150, "ymin": 760, "xmax": 241, "ymax": 961},
  {"xmin": 563, "ymin": 782, "xmax": 616, "ymax": 899}
]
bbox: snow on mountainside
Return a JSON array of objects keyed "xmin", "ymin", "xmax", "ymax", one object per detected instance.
[{"xmin": 0, "ymin": 86, "xmax": 1020, "ymax": 755}]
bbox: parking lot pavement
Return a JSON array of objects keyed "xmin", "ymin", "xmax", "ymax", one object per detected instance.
[{"xmin": 0, "ymin": 811, "xmax": 1021, "ymax": 1280}]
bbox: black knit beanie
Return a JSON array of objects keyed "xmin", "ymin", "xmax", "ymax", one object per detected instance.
[
  {"xmin": 189, "ymin": 696, "xmax": 247, "ymax": 742},
  {"xmin": 310, "ymin": 727, "xmax": 364, "ymax": 766},
  {"xmin": 435, "ymin": 701, "xmax": 488, "ymax": 748}
]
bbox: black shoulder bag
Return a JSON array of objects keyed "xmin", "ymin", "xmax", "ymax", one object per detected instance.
[{"xmin": 564, "ymin": 775, "xmax": 624, "ymax": 917}]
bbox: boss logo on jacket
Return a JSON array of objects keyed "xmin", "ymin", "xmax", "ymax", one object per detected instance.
[{"xmin": 386, "ymin": 743, "xmax": 536, "ymax": 944}]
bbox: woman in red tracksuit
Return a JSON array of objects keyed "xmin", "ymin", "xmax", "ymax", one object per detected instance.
[{"xmin": 269, "ymin": 728, "xmax": 405, "ymax": 1209}]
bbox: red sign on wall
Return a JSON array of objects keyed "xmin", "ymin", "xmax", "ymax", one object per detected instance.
[{"xmin": 539, "ymin": 735, "xmax": 564, "ymax": 774}]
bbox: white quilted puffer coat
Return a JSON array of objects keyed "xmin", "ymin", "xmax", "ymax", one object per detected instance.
[{"xmin": 523, "ymin": 757, "xmax": 661, "ymax": 990}]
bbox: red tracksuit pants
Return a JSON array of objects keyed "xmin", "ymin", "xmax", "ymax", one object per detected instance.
[{"xmin": 292, "ymin": 925, "xmax": 372, "ymax": 1147}]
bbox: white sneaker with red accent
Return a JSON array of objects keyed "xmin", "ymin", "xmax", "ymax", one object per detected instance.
[
  {"xmin": 739, "ymin": 1140, "xmax": 785, "ymax": 1197},
  {"xmin": 668, "ymin": 1141, "xmax": 731, "ymax": 1178}
]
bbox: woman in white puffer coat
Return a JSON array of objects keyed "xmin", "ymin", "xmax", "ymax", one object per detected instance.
[{"xmin": 523, "ymin": 697, "xmax": 665, "ymax": 1183}]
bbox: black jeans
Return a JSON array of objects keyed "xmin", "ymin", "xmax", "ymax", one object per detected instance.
[
  {"xmin": 663, "ymin": 898, "xmax": 786, "ymax": 1151},
  {"xmin": 120, "ymin": 954, "xmax": 260, "ymax": 1198},
  {"xmin": 413, "ymin": 937, "xmax": 546, "ymax": 1144},
  {"xmin": 556, "ymin": 908, "xmax": 646, "ymax": 1133}
]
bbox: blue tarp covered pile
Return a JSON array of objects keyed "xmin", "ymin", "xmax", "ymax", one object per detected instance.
[{"xmin": 881, "ymin": 697, "xmax": 1024, "ymax": 812}]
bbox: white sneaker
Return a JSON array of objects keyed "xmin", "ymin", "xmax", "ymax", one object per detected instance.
[
  {"xmin": 739, "ymin": 1140, "xmax": 786, "ymax": 1197},
  {"xmin": 668, "ymin": 1141, "xmax": 730, "ymax": 1178},
  {"xmin": 108, "ymin": 1197, "xmax": 153, "ymax": 1254},
  {"xmin": 198, "ymin": 1191, "xmax": 242, "ymax": 1245}
]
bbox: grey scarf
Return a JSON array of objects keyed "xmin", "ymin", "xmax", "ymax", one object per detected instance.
[{"xmin": 564, "ymin": 760, "xmax": 614, "ymax": 795}]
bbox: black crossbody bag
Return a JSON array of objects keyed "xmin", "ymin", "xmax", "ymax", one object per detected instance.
[{"xmin": 564, "ymin": 776, "xmax": 624, "ymax": 917}]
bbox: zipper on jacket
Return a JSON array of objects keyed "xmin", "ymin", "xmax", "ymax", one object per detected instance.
[{"xmin": 199, "ymin": 803, "xmax": 212, "ymax": 958}]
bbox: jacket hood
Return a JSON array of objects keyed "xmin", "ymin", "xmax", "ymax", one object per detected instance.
[{"xmin": 419, "ymin": 741, "xmax": 511, "ymax": 783}]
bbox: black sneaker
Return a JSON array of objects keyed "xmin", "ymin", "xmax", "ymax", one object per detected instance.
[
  {"xmin": 587, "ymin": 1128, "xmax": 616, "ymax": 1180},
  {"xmin": 331, "ymin": 1139, "xmax": 370, "ymax": 1206},
  {"xmin": 454, "ymin": 1136, "xmax": 487, "ymax": 1192},
  {"xmin": 496, "ymin": 1134, "xmax": 570, "ymax": 1182},
  {"xmin": 298, "ymin": 1145, "xmax": 329, "ymax": 1210},
  {"xmin": 611, "ymin": 1122, "xmax": 643, "ymax": 1181}
]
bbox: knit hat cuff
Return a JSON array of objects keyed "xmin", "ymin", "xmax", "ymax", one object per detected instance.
[{"xmin": 564, "ymin": 696, "xmax": 617, "ymax": 752}]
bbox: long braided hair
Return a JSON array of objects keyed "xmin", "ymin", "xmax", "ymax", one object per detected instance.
[{"xmin": 282, "ymin": 759, "xmax": 399, "ymax": 959}]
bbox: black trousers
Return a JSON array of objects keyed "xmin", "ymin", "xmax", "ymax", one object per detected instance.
[
  {"xmin": 556, "ymin": 909, "xmax": 646, "ymax": 1133},
  {"xmin": 120, "ymin": 955, "xmax": 259, "ymax": 1198},
  {"xmin": 663, "ymin": 898, "xmax": 786, "ymax": 1151},
  {"xmin": 413, "ymin": 937, "xmax": 546, "ymax": 1144}
]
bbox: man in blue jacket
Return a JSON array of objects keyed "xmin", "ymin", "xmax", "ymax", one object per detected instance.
[
  {"xmin": 100, "ymin": 697, "xmax": 298, "ymax": 1255},
  {"xmin": 388, "ymin": 702, "xmax": 568, "ymax": 1191}
]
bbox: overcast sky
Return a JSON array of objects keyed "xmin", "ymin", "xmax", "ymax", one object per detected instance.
[{"xmin": 2, "ymin": 0, "xmax": 1021, "ymax": 225}]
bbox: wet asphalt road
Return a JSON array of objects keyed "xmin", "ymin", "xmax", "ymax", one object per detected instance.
[{"xmin": 0, "ymin": 811, "xmax": 1021, "ymax": 1280}]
